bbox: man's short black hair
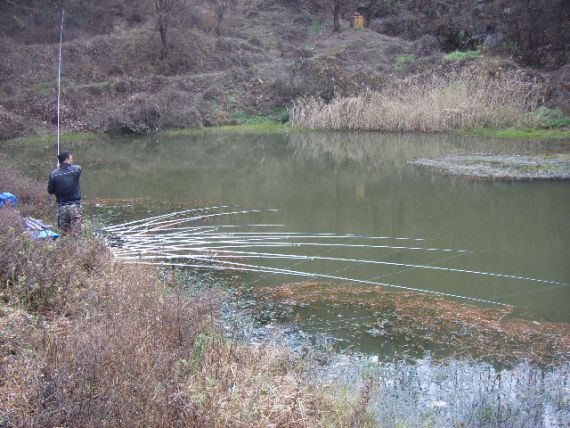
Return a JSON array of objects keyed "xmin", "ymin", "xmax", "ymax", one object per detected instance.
[{"xmin": 58, "ymin": 151, "xmax": 71, "ymax": 164}]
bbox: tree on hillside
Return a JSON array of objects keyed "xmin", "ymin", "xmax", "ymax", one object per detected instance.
[
  {"xmin": 209, "ymin": 0, "xmax": 238, "ymax": 35},
  {"xmin": 321, "ymin": 0, "xmax": 354, "ymax": 32},
  {"xmin": 331, "ymin": 0, "xmax": 343, "ymax": 32},
  {"xmin": 153, "ymin": 0, "xmax": 189, "ymax": 59}
]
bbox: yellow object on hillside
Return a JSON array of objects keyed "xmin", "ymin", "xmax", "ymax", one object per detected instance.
[{"xmin": 352, "ymin": 13, "xmax": 364, "ymax": 30}]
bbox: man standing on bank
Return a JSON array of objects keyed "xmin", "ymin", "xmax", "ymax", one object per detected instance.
[{"xmin": 47, "ymin": 151, "xmax": 83, "ymax": 235}]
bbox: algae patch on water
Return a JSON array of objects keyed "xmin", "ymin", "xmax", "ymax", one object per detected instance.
[
  {"xmin": 410, "ymin": 154, "xmax": 570, "ymax": 180},
  {"xmin": 249, "ymin": 282, "xmax": 570, "ymax": 367}
]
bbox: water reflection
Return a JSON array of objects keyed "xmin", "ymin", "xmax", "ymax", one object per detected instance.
[
  {"xmin": 321, "ymin": 354, "xmax": 570, "ymax": 427},
  {"xmin": 2, "ymin": 130, "xmax": 569, "ymax": 324}
]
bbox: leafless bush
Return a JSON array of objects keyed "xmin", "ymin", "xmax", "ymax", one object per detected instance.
[
  {"xmin": 210, "ymin": 0, "xmax": 238, "ymax": 35},
  {"xmin": 290, "ymin": 70, "xmax": 544, "ymax": 132},
  {"xmin": 0, "ymin": 162, "xmax": 51, "ymax": 218},
  {"xmin": 0, "ymin": 108, "xmax": 26, "ymax": 141},
  {"xmin": 0, "ymin": 210, "xmax": 110, "ymax": 314},
  {"xmin": 97, "ymin": 89, "xmax": 203, "ymax": 134},
  {"xmin": 0, "ymin": 190, "xmax": 367, "ymax": 426}
]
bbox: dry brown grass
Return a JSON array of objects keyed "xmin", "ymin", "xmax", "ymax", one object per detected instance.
[
  {"xmin": 290, "ymin": 71, "xmax": 544, "ymax": 132},
  {"xmin": 0, "ymin": 170, "xmax": 369, "ymax": 427},
  {"xmin": 0, "ymin": 160, "xmax": 52, "ymax": 218}
]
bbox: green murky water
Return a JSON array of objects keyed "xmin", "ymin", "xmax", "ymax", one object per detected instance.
[
  {"xmin": 4, "ymin": 129, "xmax": 570, "ymax": 425},
  {"xmin": 3, "ymin": 130, "xmax": 570, "ymax": 324}
]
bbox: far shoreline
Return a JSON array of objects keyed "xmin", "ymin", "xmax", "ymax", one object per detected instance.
[{"xmin": 2, "ymin": 123, "xmax": 570, "ymax": 147}]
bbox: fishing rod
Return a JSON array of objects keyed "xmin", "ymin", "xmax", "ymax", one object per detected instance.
[
  {"xmin": 125, "ymin": 259, "xmax": 512, "ymax": 307},
  {"xmin": 100, "ymin": 205, "xmax": 234, "ymax": 232},
  {"xmin": 56, "ymin": 8, "xmax": 64, "ymax": 166},
  {"xmin": 121, "ymin": 241, "xmax": 470, "ymax": 253},
  {"xmin": 114, "ymin": 248, "xmax": 567, "ymax": 287}
]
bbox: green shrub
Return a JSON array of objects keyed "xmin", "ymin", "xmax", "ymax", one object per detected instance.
[
  {"xmin": 394, "ymin": 54, "xmax": 416, "ymax": 69},
  {"xmin": 310, "ymin": 17, "xmax": 321, "ymax": 35},
  {"xmin": 536, "ymin": 107, "xmax": 570, "ymax": 128},
  {"xmin": 269, "ymin": 106, "xmax": 290, "ymax": 124},
  {"xmin": 233, "ymin": 107, "xmax": 289, "ymax": 125},
  {"xmin": 444, "ymin": 50, "xmax": 481, "ymax": 61}
]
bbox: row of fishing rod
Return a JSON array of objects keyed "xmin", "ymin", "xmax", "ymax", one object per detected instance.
[{"xmin": 99, "ymin": 205, "xmax": 568, "ymax": 307}]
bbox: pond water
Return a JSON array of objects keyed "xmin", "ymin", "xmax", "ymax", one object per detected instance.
[
  {"xmin": 9, "ymin": 129, "xmax": 568, "ymax": 321},
  {"xmin": 4, "ymin": 129, "xmax": 570, "ymax": 425}
]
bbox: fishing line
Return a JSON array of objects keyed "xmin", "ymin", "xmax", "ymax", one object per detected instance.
[
  {"xmin": 494, "ymin": 283, "xmax": 569, "ymax": 300},
  {"xmin": 109, "ymin": 209, "xmax": 429, "ymax": 242},
  {"xmin": 113, "ymin": 240, "xmax": 462, "ymax": 253},
  {"xmin": 145, "ymin": 242, "xmax": 470, "ymax": 253},
  {"xmin": 122, "ymin": 209, "xmax": 279, "ymax": 235},
  {"xmin": 224, "ymin": 234, "xmax": 364, "ymax": 289},
  {"xmin": 106, "ymin": 208, "xmax": 565, "ymax": 308},
  {"xmin": 172, "ymin": 231, "xmax": 427, "ymax": 241},
  {"xmin": 368, "ymin": 251, "xmax": 472, "ymax": 283}
]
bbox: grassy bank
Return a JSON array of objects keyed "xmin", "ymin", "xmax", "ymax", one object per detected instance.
[
  {"xmin": 0, "ymin": 166, "xmax": 374, "ymax": 427},
  {"xmin": 163, "ymin": 123, "xmax": 289, "ymax": 138},
  {"xmin": 463, "ymin": 127, "xmax": 570, "ymax": 140},
  {"xmin": 1, "ymin": 124, "xmax": 291, "ymax": 147},
  {"xmin": 0, "ymin": 132, "xmax": 101, "ymax": 147},
  {"xmin": 5, "ymin": 116, "xmax": 568, "ymax": 151}
]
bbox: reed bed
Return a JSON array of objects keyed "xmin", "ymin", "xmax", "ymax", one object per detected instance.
[{"xmin": 290, "ymin": 71, "xmax": 544, "ymax": 132}]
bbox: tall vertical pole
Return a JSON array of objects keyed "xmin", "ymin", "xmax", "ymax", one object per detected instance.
[{"xmin": 56, "ymin": 9, "xmax": 64, "ymax": 166}]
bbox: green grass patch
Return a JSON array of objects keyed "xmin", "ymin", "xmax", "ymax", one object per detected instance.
[
  {"xmin": 310, "ymin": 17, "xmax": 321, "ymax": 35},
  {"xmin": 394, "ymin": 54, "xmax": 416, "ymax": 69},
  {"xmin": 233, "ymin": 107, "xmax": 290, "ymax": 125},
  {"xmin": 1, "ymin": 132, "xmax": 100, "ymax": 147},
  {"xmin": 535, "ymin": 107, "xmax": 570, "ymax": 128},
  {"xmin": 463, "ymin": 127, "xmax": 570, "ymax": 140},
  {"xmin": 37, "ymin": 81, "xmax": 53, "ymax": 94},
  {"xmin": 162, "ymin": 123, "xmax": 289, "ymax": 138},
  {"xmin": 444, "ymin": 50, "xmax": 481, "ymax": 61}
]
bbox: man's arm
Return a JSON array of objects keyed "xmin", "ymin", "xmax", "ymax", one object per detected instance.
[{"xmin": 47, "ymin": 174, "xmax": 55, "ymax": 194}]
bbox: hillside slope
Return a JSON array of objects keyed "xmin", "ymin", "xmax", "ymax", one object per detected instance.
[{"xmin": 0, "ymin": 0, "xmax": 568, "ymax": 139}]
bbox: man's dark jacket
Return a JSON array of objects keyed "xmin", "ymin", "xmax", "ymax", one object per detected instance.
[{"xmin": 47, "ymin": 163, "xmax": 82, "ymax": 206}]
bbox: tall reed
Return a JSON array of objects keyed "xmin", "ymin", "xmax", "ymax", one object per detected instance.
[{"xmin": 290, "ymin": 71, "xmax": 543, "ymax": 132}]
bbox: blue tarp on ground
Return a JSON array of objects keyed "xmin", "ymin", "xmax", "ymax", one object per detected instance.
[
  {"xmin": 23, "ymin": 217, "xmax": 60, "ymax": 240},
  {"xmin": 0, "ymin": 192, "xmax": 17, "ymax": 208},
  {"xmin": 28, "ymin": 229, "xmax": 60, "ymax": 239},
  {"xmin": 1, "ymin": 191, "xmax": 60, "ymax": 239}
]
